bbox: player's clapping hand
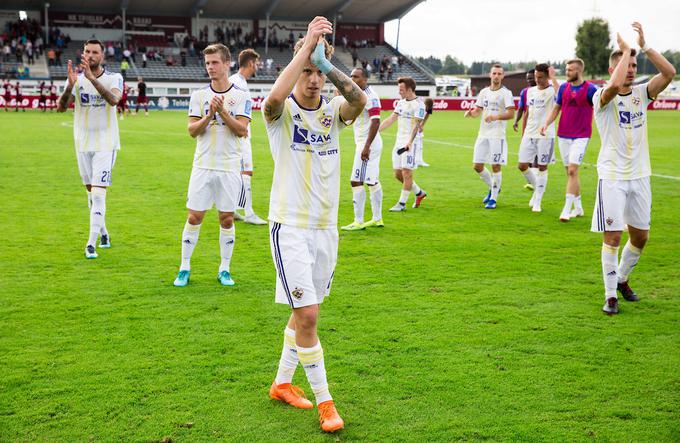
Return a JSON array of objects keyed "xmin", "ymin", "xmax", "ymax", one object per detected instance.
[
  {"xmin": 209, "ymin": 95, "xmax": 224, "ymax": 117},
  {"xmin": 304, "ymin": 17, "xmax": 333, "ymax": 49},
  {"xmin": 632, "ymin": 22, "xmax": 645, "ymax": 48},
  {"xmin": 548, "ymin": 66, "xmax": 556, "ymax": 79},
  {"xmin": 464, "ymin": 109, "xmax": 474, "ymax": 118},
  {"xmin": 66, "ymin": 60, "xmax": 77, "ymax": 87},
  {"xmin": 80, "ymin": 60, "xmax": 95, "ymax": 81},
  {"xmin": 616, "ymin": 33, "xmax": 630, "ymax": 52}
]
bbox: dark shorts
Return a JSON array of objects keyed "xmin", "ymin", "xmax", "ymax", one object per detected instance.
[{"xmin": 137, "ymin": 96, "xmax": 148, "ymax": 104}]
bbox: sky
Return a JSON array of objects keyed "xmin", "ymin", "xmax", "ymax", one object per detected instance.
[{"xmin": 384, "ymin": 0, "xmax": 680, "ymax": 64}]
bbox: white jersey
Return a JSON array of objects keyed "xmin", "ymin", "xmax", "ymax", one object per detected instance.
[
  {"xmin": 353, "ymin": 86, "xmax": 382, "ymax": 149},
  {"xmin": 524, "ymin": 85, "xmax": 556, "ymax": 138},
  {"xmin": 229, "ymin": 72, "xmax": 253, "ymax": 140},
  {"xmin": 68, "ymin": 71, "xmax": 123, "ymax": 152},
  {"xmin": 188, "ymin": 83, "xmax": 252, "ymax": 172},
  {"xmin": 475, "ymin": 86, "xmax": 514, "ymax": 138},
  {"xmin": 592, "ymin": 83, "xmax": 653, "ymax": 180},
  {"xmin": 263, "ymin": 94, "xmax": 349, "ymax": 229},
  {"xmin": 394, "ymin": 97, "xmax": 425, "ymax": 148}
]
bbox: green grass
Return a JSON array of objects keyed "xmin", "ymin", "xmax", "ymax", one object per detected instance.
[{"xmin": 1, "ymin": 109, "xmax": 679, "ymax": 442}]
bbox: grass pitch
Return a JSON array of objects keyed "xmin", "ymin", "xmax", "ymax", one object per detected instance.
[{"xmin": 1, "ymin": 109, "xmax": 679, "ymax": 442}]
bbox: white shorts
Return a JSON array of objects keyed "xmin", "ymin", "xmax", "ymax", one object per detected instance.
[
  {"xmin": 186, "ymin": 167, "xmax": 241, "ymax": 212},
  {"xmin": 240, "ymin": 137, "xmax": 253, "ymax": 172},
  {"xmin": 269, "ymin": 222, "xmax": 338, "ymax": 308},
  {"xmin": 518, "ymin": 137, "xmax": 555, "ymax": 165},
  {"xmin": 558, "ymin": 137, "xmax": 589, "ymax": 166},
  {"xmin": 473, "ymin": 137, "xmax": 508, "ymax": 165},
  {"xmin": 413, "ymin": 134, "xmax": 423, "ymax": 169},
  {"xmin": 351, "ymin": 141, "xmax": 382, "ymax": 185},
  {"xmin": 392, "ymin": 145, "xmax": 417, "ymax": 170},
  {"xmin": 591, "ymin": 177, "xmax": 651, "ymax": 232},
  {"xmin": 77, "ymin": 150, "xmax": 117, "ymax": 186}
]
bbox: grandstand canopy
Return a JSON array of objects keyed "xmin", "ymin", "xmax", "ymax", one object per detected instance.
[{"xmin": 8, "ymin": 0, "xmax": 424, "ymax": 23}]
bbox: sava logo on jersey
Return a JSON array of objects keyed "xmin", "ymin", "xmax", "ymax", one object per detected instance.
[
  {"xmin": 618, "ymin": 110, "xmax": 645, "ymax": 128},
  {"xmin": 292, "ymin": 124, "xmax": 331, "ymax": 145}
]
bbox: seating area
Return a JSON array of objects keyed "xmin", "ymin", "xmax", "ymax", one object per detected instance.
[{"xmin": 48, "ymin": 41, "xmax": 433, "ymax": 85}]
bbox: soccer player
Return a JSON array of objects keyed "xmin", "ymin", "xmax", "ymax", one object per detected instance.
[
  {"xmin": 173, "ymin": 44, "xmax": 251, "ymax": 288},
  {"xmin": 591, "ymin": 25, "xmax": 675, "ymax": 315},
  {"xmin": 229, "ymin": 48, "xmax": 267, "ymax": 225},
  {"xmin": 117, "ymin": 83, "xmax": 130, "ymax": 120},
  {"xmin": 379, "ymin": 76, "xmax": 428, "ymax": 212},
  {"xmin": 14, "ymin": 81, "xmax": 24, "ymax": 112},
  {"xmin": 514, "ymin": 71, "xmax": 537, "ymax": 190},
  {"xmin": 56, "ymin": 39, "xmax": 123, "ymax": 259},
  {"xmin": 262, "ymin": 17, "xmax": 366, "ymax": 432},
  {"xmin": 517, "ymin": 63, "xmax": 558, "ymax": 212},
  {"xmin": 49, "ymin": 81, "xmax": 58, "ymax": 111},
  {"xmin": 414, "ymin": 98, "xmax": 434, "ymax": 168},
  {"xmin": 540, "ymin": 59, "xmax": 598, "ymax": 222},
  {"xmin": 135, "ymin": 77, "xmax": 148, "ymax": 115},
  {"xmin": 2, "ymin": 78, "xmax": 11, "ymax": 112},
  {"xmin": 38, "ymin": 81, "xmax": 47, "ymax": 112},
  {"xmin": 340, "ymin": 66, "xmax": 384, "ymax": 231},
  {"xmin": 464, "ymin": 64, "xmax": 515, "ymax": 209}
]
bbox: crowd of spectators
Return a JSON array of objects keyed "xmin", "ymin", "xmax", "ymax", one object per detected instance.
[{"xmin": 1, "ymin": 18, "xmax": 45, "ymax": 78}]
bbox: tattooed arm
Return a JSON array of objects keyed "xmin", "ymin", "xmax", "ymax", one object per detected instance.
[
  {"xmin": 57, "ymin": 60, "xmax": 76, "ymax": 112},
  {"xmin": 326, "ymin": 68, "xmax": 366, "ymax": 123}
]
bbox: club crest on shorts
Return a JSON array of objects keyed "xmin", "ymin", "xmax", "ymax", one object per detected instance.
[
  {"xmin": 319, "ymin": 114, "xmax": 332, "ymax": 128},
  {"xmin": 606, "ymin": 217, "xmax": 614, "ymax": 226},
  {"xmin": 292, "ymin": 287, "xmax": 304, "ymax": 300}
]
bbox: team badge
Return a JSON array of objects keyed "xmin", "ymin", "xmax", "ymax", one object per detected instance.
[
  {"xmin": 292, "ymin": 287, "xmax": 304, "ymax": 300},
  {"xmin": 606, "ymin": 217, "xmax": 614, "ymax": 226},
  {"xmin": 228, "ymin": 99, "xmax": 236, "ymax": 107},
  {"xmin": 319, "ymin": 115, "xmax": 332, "ymax": 128}
]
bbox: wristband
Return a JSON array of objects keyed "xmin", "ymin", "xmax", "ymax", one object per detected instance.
[
  {"xmin": 310, "ymin": 43, "xmax": 334, "ymax": 74},
  {"xmin": 640, "ymin": 43, "xmax": 650, "ymax": 53}
]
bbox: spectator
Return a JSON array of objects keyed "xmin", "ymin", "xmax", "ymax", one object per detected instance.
[
  {"xmin": 47, "ymin": 48, "xmax": 55, "ymax": 66},
  {"xmin": 3, "ymin": 43, "xmax": 10, "ymax": 62},
  {"xmin": 141, "ymin": 52, "xmax": 147, "ymax": 68},
  {"xmin": 75, "ymin": 49, "xmax": 81, "ymax": 66},
  {"xmin": 123, "ymin": 47, "xmax": 131, "ymax": 62},
  {"xmin": 352, "ymin": 47, "xmax": 358, "ymax": 67},
  {"xmin": 181, "ymin": 51, "xmax": 186, "ymax": 67},
  {"xmin": 387, "ymin": 65, "xmax": 393, "ymax": 81},
  {"xmin": 165, "ymin": 55, "xmax": 175, "ymax": 66},
  {"xmin": 120, "ymin": 59, "xmax": 129, "ymax": 78}
]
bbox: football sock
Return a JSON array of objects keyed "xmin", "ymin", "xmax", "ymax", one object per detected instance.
[
  {"xmin": 411, "ymin": 182, "xmax": 423, "ymax": 196},
  {"xmin": 574, "ymin": 194, "xmax": 583, "ymax": 210},
  {"xmin": 369, "ymin": 183, "xmax": 383, "ymax": 221},
  {"xmin": 88, "ymin": 187, "xmax": 106, "ymax": 246},
  {"xmin": 399, "ymin": 189, "xmax": 410, "ymax": 205},
  {"xmin": 275, "ymin": 327, "xmax": 299, "ymax": 385},
  {"xmin": 219, "ymin": 225, "xmax": 235, "ymax": 273},
  {"xmin": 491, "ymin": 172, "xmax": 502, "ymax": 200},
  {"xmin": 298, "ymin": 341, "xmax": 332, "ymax": 404},
  {"xmin": 242, "ymin": 174, "xmax": 254, "ymax": 217},
  {"xmin": 534, "ymin": 170, "xmax": 548, "ymax": 204},
  {"xmin": 180, "ymin": 221, "xmax": 201, "ymax": 271},
  {"xmin": 618, "ymin": 241, "xmax": 642, "ymax": 283},
  {"xmin": 478, "ymin": 168, "xmax": 493, "ymax": 188},
  {"xmin": 602, "ymin": 243, "xmax": 619, "ymax": 298},
  {"xmin": 351, "ymin": 185, "xmax": 365, "ymax": 224},
  {"xmin": 522, "ymin": 169, "xmax": 536, "ymax": 186}
]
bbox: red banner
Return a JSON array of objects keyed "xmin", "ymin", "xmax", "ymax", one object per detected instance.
[{"xmin": 4, "ymin": 95, "xmax": 680, "ymax": 111}]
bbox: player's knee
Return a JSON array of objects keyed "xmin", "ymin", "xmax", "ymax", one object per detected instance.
[
  {"xmin": 518, "ymin": 164, "xmax": 527, "ymax": 171},
  {"xmin": 350, "ymin": 181, "xmax": 362, "ymax": 187},
  {"xmin": 219, "ymin": 213, "xmax": 234, "ymax": 228},
  {"xmin": 294, "ymin": 307, "xmax": 318, "ymax": 331},
  {"xmin": 473, "ymin": 164, "xmax": 483, "ymax": 173},
  {"xmin": 604, "ymin": 232, "xmax": 622, "ymax": 248},
  {"xmin": 567, "ymin": 166, "xmax": 578, "ymax": 177},
  {"xmin": 187, "ymin": 212, "xmax": 204, "ymax": 225}
]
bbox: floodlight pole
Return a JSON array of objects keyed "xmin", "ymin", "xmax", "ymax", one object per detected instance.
[
  {"xmin": 122, "ymin": 7, "xmax": 126, "ymax": 46},
  {"xmin": 44, "ymin": 2, "xmax": 49, "ymax": 45},
  {"xmin": 396, "ymin": 18, "xmax": 401, "ymax": 52},
  {"xmin": 265, "ymin": 13, "xmax": 270, "ymax": 54}
]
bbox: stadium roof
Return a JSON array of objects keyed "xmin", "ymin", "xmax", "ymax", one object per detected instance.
[{"xmin": 9, "ymin": 0, "xmax": 425, "ymax": 23}]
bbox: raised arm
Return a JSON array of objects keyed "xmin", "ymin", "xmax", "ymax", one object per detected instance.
[
  {"xmin": 263, "ymin": 17, "xmax": 332, "ymax": 123},
  {"xmin": 599, "ymin": 33, "xmax": 631, "ymax": 108},
  {"xmin": 57, "ymin": 60, "xmax": 76, "ymax": 112},
  {"xmin": 633, "ymin": 22, "xmax": 676, "ymax": 99},
  {"xmin": 81, "ymin": 61, "xmax": 121, "ymax": 106}
]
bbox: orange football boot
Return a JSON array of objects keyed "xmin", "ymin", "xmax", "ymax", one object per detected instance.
[
  {"xmin": 269, "ymin": 382, "xmax": 313, "ymax": 409},
  {"xmin": 318, "ymin": 400, "xmax": 344, "ymax": 432}
]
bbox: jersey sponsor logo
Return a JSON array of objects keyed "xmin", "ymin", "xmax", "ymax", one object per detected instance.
[
  {"xmin": 618, "ymin": 110, "xmax": 645, "ymax": 127},
  {"xmin": 292, "ymin": 124, "xmax": 331, "ymax": 145}
]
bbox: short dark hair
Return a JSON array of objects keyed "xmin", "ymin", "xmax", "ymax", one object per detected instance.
[
  {"xmin": 84, "ymin": 39, "xmax": 104, "ymax": 51},
  {"xmin": 534, "ymin": 63, "xmax": 550, "ymax": 75},
  {"xmin": 491, "ymin": 63, "xmax": 503, "ymax": 70},
  {"xmin": 352, "ymin": 67, "xmax": 369, "ymax": 78},
  {"xmin": 397, "ymin": 76, "xmax": 416, "ymax": 91},
  {"xmin": 424, "ymin": 98, "xmax": 434, "ymax": 112},
  {"xmin": 238, "ymin": 48, "xmax": 259, "ymax": 67},
  {"xmin": 609, "ymin": 48, "xmax": 637, "ymax": 68}
]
